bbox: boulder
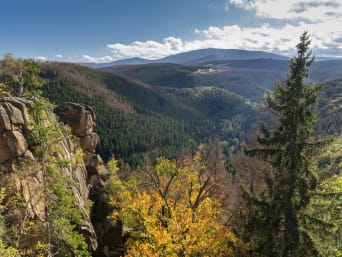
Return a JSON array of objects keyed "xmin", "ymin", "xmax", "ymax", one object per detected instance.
[
  {"xmin": 0, "ymin": 105, "xmax": 11, "ymax": 131},
  {"xmin": 2, "ymin": 102, "xmax": 24, "ymax": 127},
  {"xmin": 0, "ymin": 136, "xmax": 11, "ymax": 162},
  {"xmin": 7, "ymin": 97, "xmax": 32, "ymax": 131},
  {"xmin": 3, "ymin": 130, "xmax": 28, "ymax": 158},
  {"xmin": 54, "ymin": 102, "xmax": 95, "ymax": 137},
  {"xmin": 0, "ymin": 99, "xmax": 29, "ymax": 162},
  {"xmin": 80, "ymin": 133, "xmax": 100, "ymax": 153}
]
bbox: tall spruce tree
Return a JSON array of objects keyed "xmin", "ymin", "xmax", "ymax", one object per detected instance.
[{"xmin": 244, "ymin": 32, "xmax": 331, "ymax": 257}]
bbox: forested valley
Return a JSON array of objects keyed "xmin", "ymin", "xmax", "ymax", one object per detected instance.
[{"xmin": 0, "ymin": 33, "xmax": 341, "ymax": 257}]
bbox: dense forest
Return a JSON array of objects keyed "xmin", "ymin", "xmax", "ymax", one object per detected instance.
[
  {"xmin": 39, "ymin": 62, "xmax": 256, "ymax": 167},
  {"xmin": 0, "ymin": 33, "xmax": 341, "ymax": 256}
]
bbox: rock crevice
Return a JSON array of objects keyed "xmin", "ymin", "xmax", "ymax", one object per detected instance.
[
  {"xmin": 0, "ymin": 98, "xmax": 121, "ymax": 256},
  {"xmin": 54, "ymin": 102, "xmax": 122, "ymax": 257}
]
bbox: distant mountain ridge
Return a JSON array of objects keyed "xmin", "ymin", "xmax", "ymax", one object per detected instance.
[
  {"xmin": 103, "ymin": 57, "xmax": 342, "ymax": 101},
  {"xmin": 157, "ymin": 48, "xmax": 289, "ymax": 65},
  {"xmin": 84, "ymin": 57, "xmax": 152, "ymax": 68},
  {"xmin": 82, "ymin": 48, "xmax": 289, "ymax": 67}
]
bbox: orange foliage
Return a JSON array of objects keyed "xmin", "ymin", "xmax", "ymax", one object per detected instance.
[{"xmin": 108, "ymin": 153, "xmax": 247, "ymax": 257}]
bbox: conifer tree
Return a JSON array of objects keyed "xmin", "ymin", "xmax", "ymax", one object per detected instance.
[{"xmin": 244, "ymin": 32, "xmax": 331, "ymax": 257}]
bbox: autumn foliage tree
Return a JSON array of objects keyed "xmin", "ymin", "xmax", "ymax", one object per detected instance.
[{"xmin": 107, "ymin": 145, "xmax": 247, "ymax": 257}]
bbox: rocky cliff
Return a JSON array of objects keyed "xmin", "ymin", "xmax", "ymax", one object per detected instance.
[
  {"xmin": 0, "ymin": 97, "xmax": 122, "ymax": 256},
  {"xmin": 54, "ymin": 102, "xmax": 123, "ymax": 257}
]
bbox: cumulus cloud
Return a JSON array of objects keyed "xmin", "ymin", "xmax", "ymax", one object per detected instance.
[
  {"xmin": 291, "ymin": 1, "xmax": 340, "ymax": 14},
  {"xmin": 35, "ymin": 56, "xmax": 47, "ymax": 61},
  {"xmin": 82, "ymin": 55, "xmax": 113, "ymax": 63},
  {"xmin": 106, "ymin": 20, "xmax": 342, "ymax": 60},
  {"xmin": 101, "ymin": 1, "xmax": 342, "ymax": 60},
  {"xmin": 334, "ymin": 37, "xmax": 342, "ymax": 44},
  {"xmin": 107, "ymin": 37, "xmax": 186, "ymax": 60},
  {"xmin": 56, "ymin": 54, "xmax": 63, "ymax": 58},
  {"xmin": 197, "ymin": 20, "xmax": 342, "ymax": 53},
  {"xmin": 195, "ymin": 24, "xmax": 300, "ymax": 53},
  {"xmin": 228, "ymin": 0, "xmax": 342, "ymax": 21}
]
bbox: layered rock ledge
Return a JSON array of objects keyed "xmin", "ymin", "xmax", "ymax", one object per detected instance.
[
  {"xmin": 54, "ymin": 102, "xmax": 123, "ymax": 257},
  {"xmin": 0, "ymin": 98, "xmax": 122, "ymax": 256}
]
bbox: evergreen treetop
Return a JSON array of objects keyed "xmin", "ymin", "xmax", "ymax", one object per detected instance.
[{"xmin": 244, "ymin": 32, "xmax": 332, "ymax": 257}]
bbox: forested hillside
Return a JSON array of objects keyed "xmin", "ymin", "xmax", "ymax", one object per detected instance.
[
  {"xmin": 40, "ymin": 58, "xmax": 341, "ymax": 167},
  {"xmin": 106, "ymin": 58, "xmax": 342, "ymax": 101},
  {"xmin": 103, "ymin": 63, "xmax": 198, "ymax": 88},
  {"xmin": 40, "ymin": 62, "xmax": 256, "ymax": 166},
  {"xmin": 316, "ymin": 78, "xmax": 342, "ymax": 135}
]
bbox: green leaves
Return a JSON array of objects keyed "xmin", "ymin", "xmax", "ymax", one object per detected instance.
[
  {"xmin": 22, "ymin": 59, "xmax": 43, "ymax": 99},
  {"xmin": 0, "ymin": 54, "xmax": 43, "ymax": 98}
]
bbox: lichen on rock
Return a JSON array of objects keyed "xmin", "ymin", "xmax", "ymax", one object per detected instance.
[
  {"xmin": 54, "ymin": 102, "xmax": 122, "ymax": 257},
  {"xmin": 0, "ymin": 98, "xmax": 122, "ymax": 256},
  {"xmin": 0, "ymin": 98, "xmax": 98, "ymax": 253}
]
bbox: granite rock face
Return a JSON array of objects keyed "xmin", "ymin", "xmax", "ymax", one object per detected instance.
[
  {"xmin": 0, "ymin": 97, "xmax": 99, "ymax": 251},
  {"xmin": 54, "ymin": 102, "xmax": 123, "ymax": 257},
  {"xmin": 0, "ymin": 98, "xmax": 99, "ymax": 253},
  {"xmin": 53, "ymin": 102, "xmax": 95, "ymax": 137},
  {"xmin": 0, "ymin": 98, "xmax": 122, "ymax": 256},
  {"xmin": 54, "ymin": 102, "xmax": 111, "ymax": 188},
  {"xmin": 0, "ymin": 97, "xmax": 32, "ymax": 163}
]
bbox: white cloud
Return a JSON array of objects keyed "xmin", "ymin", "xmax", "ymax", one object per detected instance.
[
  {"xmin": 228, "ymin": 0, "xmax": 342, "ymax": 21},
  {"xmin": 198, "ymin": 20, "xmax": 342, "ymax": 53},
  {"xmin": 82, "ymin": 55, "xmax": 113, "ymax": 63},
  {"xmin": 194, "ymin": 24, "xmax": 302, "ymax": 54},
  {"xmin": 107, "ymin": 37, "xmax": 186, "ymax": 60},
  {"xmin": 105, "ymin": 21, "xmax": 342, "ymax": 60},
  {"xmin": 35, "ymin": 56, "xmax": 47, "ymax": 61},
  {"xmin": 102, "ymin": 1, "xmax": 342, "ymax": 60},
  {"xmin": 56, "ymin": 54, "xmax": 63, "ymax": 58}
]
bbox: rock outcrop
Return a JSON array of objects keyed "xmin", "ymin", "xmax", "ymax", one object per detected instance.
[
  {"xmin": 0, "ymin": 98, "xmax": 43, "ymax": 222},
  {"xmin": 0, "ymin": 98, "xmax": 122, "ymax": 256},
  {"xmin": 0, "ymin": 97, "xmax": 98, "ymax": 251},
  {"xmin": 54, "ymin": 102, "xmax": 123, "ymax": 257},
  {"xmin": 54, "ymin": 103, "xmax": 110, "ymax": 188},
  {"xmin": 0, "ymin": 97, "xmax": 32, "ymax": 164}
]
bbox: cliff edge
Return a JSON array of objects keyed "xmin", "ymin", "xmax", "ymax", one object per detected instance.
[{"xmin": 0, "ymin": 97, "xmax": 121, "ymax": 256}]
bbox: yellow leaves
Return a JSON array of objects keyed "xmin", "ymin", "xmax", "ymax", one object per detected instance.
[
  {"xmin": 125, "ymin": 242, "xmax": 159, "ymax": 257},
  {"xmin": 0, "ymin": 188, "xmax": 5, "ymax": 208},
  {"xmin": 32, "ymin": 241, "xmax": 49, "ymax": 257},
  {"xmin": 0, "ymin": 189, "xmax": 20, "ymax": 257},
  {"xmin": 73, "ymin": 148, "xmax": 85, "ymax": 168},
  {"xmin": 0, "ymin": 240, "xmax": 20, "ymax": 257},
  {"xmin": 0, "ymin": 82, "xmax": 10, "ymax": 97},
  {"xmin": 192, "ymin": 151, "xmax": 206, "ymax": 171},
  {"xmin": 155, "ymin": 157, "xmax": 176, "ymax": 176},
  {"xmin": 107, "ymin": 158, "xmax": 119, "ymax": 174},
  {"xmin": 109, "ymin": 156, "xmax": 246, "ymax": 257}
]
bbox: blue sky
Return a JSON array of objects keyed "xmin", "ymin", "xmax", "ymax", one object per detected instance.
[{"xmin": 1, "ymin": 0, "xmax": 341, "ymax": 62}]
